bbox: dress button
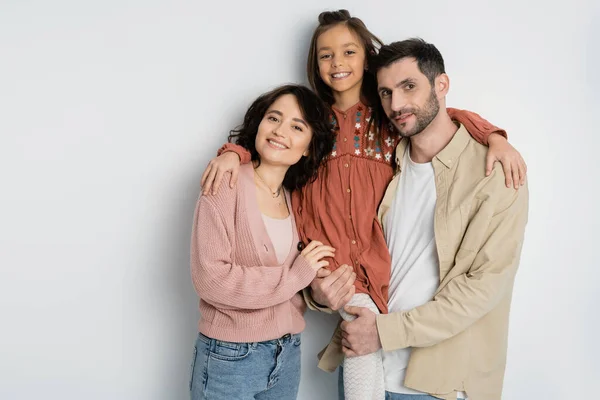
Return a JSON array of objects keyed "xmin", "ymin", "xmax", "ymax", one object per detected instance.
[
  {"xmin": 351, "ymin": 240, "xmax": 356, "ymax": 245},
  {"xmin": 344, "ymin": 163, "xmax": 349, "ymax": 168},
  {"xmin": 343, "ymin": 137, "xmax": 348, "ymax": 142},
  {"xmin": 347, "ymin": 188, "xmax": 351, "ymax": 193}
]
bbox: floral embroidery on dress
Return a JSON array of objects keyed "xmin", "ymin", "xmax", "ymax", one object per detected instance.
[
  {"xmin": 327, "ymin": 105, "xmax": 397, "ymax": 164},
  {"xmin": 330, "ymin": 114, "xmax": 338, "ymax": 158}
]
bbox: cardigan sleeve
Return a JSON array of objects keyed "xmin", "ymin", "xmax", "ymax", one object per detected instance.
[{"xmin": 190, "ymin": 196, "xmax": 316, "ymax": 310}]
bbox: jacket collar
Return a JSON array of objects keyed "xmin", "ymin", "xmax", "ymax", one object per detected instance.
[{"xmin": 394, "ymin": 123, "xmax": 471, "ymax": 172}]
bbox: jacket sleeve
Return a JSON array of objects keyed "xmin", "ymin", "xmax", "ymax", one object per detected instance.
[
  {"xmin": 376, "ymin": 178, "xmax": 528, "ymax": 351},
  {"xmin": 217, "ymin": 143, "xmax": 252, "ymax": 164},
  {"xmin": 190, "ymin": 196, "xmax": 316, "ymax": 310},
  {"xmin": 301, "ymin": 288, "xmax": 334, "ymax": 314},
  {"xmin": 447, "ymin": 108, "xmax": 507, "ymax": 145}
]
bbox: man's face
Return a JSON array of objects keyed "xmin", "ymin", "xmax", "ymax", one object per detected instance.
[{"xmin": 377, "ymin": 58, "xmax": 440, "ymax": 138}]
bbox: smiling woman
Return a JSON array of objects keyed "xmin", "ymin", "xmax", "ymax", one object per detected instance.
[
  {"xmin": 227, "ymin": 85, "xmax": 334, "ymax": 191},
  {"xmin": 189, "ymin": 84, "xmax": 336, "ymax": 400}
]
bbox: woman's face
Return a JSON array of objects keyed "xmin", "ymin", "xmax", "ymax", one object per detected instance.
[{"xmin": 254, "ymin": 94, "xmax": 313, "ymax": 167}]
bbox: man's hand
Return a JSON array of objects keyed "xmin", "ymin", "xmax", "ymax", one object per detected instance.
[
  {"xmin": 310, "ymin": 264, "xmax": 355, "ymax": 310},
  {"xmin": 340, "ymin": 305, "xmax": 381, "ymax": 357},
  {"xmin": 201, "ymin": 152, "xmax": 241, "ymax": 195}
]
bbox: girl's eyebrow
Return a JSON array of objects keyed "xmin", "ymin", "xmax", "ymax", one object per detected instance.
[{"xmin": 318, "ymin": 42, "xmax": 360, "ymax": 52}]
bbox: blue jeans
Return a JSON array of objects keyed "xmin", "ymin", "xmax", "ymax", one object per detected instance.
[
  {"xmin": 338, "ymin": 366, "xmax": 463, "ymax": 400},
  {"xmin": 190, "ymin": 332, "xmax": 302, "ymax": 400}
]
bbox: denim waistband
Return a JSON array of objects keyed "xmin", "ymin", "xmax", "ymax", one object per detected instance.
[{"xmin": 197, "ymin": 331, "xmax": 300, "ymax": 347}]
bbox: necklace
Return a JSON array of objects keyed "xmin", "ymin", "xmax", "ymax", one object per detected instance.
[{"xmin": 254, "ymin": 168, "xmax": 282, "ymax": 199}]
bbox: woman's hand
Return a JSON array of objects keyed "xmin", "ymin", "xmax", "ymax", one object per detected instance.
[{"xmin": 301, "ymin": 240, "xmax": 335, "ymax": 272}]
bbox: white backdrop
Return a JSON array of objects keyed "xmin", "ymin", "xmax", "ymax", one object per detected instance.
[{"xmin": 1, "ymin": 0, "xmax": 598, "ymax": 399}]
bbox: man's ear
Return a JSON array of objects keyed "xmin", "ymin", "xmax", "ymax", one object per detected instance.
[{"xmin": 436, "ymin": 73, "xmax": 450, "ymax": 98}]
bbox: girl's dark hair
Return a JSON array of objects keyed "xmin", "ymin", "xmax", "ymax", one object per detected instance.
[
  {"xmin": 228, "ymin": 84, "xmax": 334, "ymax": 191},
  {"xmin": 306, "ymin": 10, "xmax": 387, "ymax": 139}
]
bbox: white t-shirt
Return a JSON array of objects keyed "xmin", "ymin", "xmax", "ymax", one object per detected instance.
[{"xmin": 383, "ymin": 146, "xmax": 467, "ymax": 399}]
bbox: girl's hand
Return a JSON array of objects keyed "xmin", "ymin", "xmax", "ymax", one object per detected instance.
[
  {"xmin": 201, "ymin": 152, "xmax": 241, "ymax": 195},
  {"xmin": 486, "ymin": 134, "xmax": 527, "ymax": 189}
]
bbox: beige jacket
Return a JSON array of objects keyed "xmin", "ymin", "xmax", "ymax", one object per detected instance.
[{"xmin": 305, "ymin": 125, "xmax": 529, "ymax": 400}]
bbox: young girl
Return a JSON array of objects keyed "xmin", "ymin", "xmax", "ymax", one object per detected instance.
[
  {"xmin": 201, "ymin": 10, "xmax": 527, "ymax": 400},
  {"xmin": 189, "ymin": 84, "xmax": 336, "ymax": 400}
]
